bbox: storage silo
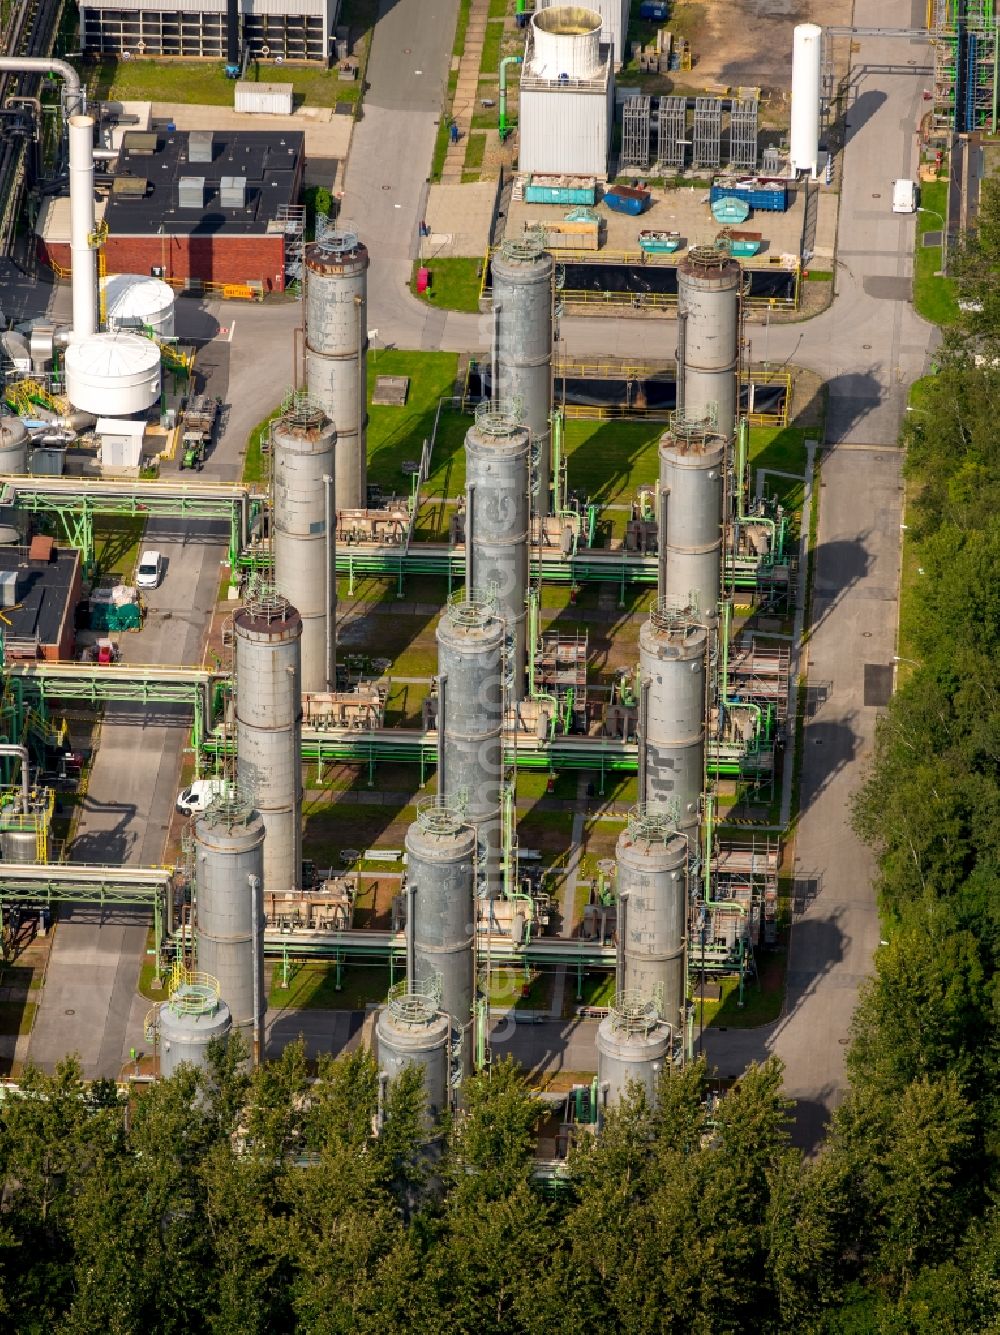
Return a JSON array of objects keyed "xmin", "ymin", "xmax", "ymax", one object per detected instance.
[
  {"xmin": 790, "ymin": 23, "xmax": 823, "ymax": 177},
  {"xmin": 101, "ymin": 274, "xmax": 176, "ymax": 338},
  {"xmin": 639, "ymin": 601, "xmax": 707, "ymax": 836},
  {"xmin": 158, "ymin": 976, "xmax": 233, "ymax": 1078},
  {"xmin": 597, "ymin": 993, "xmax": 672, "ymax": 1107},
  {"xmin": 0, "ymin": 417, "xmax": 28, "ymax": 474},
  {"xmin": 491, "ymin": 237, "xmax": 554, "ymax": 518},
  {"xmin": 405, "ymin": 799, "xmax": 477, "ymax": 1073},
  {"xmin": 63, "ymin": 332, "xmax": 162, "ymax": 417},
  {"xmin": 435, "ymin": 592, "xmax": 505, "ymax": 897},
  {"xmin": 518, "ymin": 7, "xmax": 615, "ymax": 179},
  {"xmin": 617, "ymin": 805, "xmax": 689, "ymax": 1030},
  {"xmin": 658, "ymin": 422, "xmax": 725, "ymax": 625},
  {"xmin": 376, "ymin": 982, "xmax": 452, "ymax": 1125},
  {"xmin": 193, "ymin": 790, "xmax": 265, "ymax": 1057},
  {"xmin": 676, "ymin": 249, "xmax": 742, "ymax": 443},
  {"xmin": 304, "ymin": 228, "xmax": 369, "ymax": 511},
  {"xmin": 464, "ymin": 406, "xmax": 530, "ymax": 699},
  {"xmin": 234, "ymin": 586, "xmax": 303, "ymax": 898},
  {"xmin": 271, "ymin": 395, "xmax": 337, "ymax": 694}
]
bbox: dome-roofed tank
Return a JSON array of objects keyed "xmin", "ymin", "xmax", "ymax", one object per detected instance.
[
  {"xmin": 101, "ymin": 273, "xmax": 176, "ymax": 337},
  {"xmin": 0, "ymin": 416, "xmax": 28, "ymax": 474},
  {"xmin": 158, "ymin": 972, "xmax": 233, "ymax": 1077},
  {"xmin": 64, "ymin": 331, "xmax": 161, "ymax": 416}
]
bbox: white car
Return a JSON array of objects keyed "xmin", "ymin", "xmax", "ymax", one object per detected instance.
[
  {"xmin": 135, "ymin": 550, "xmax": 163, "ymax": 589},
  {"xmin": 176, "ymin": 778, "xmax": 229, "ymax": 816}
]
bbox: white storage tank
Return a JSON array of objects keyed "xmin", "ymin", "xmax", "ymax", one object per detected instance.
[
  {"xmin": 235, "ymin": 81, "xmax": 295, "ymax": 115},
  {"xmin": 530, "ymin": 6, "xmax": 603, "ymax": 78},
  {"xmin": 790, "ymin": 23, "xmax": 823, "ymax": 177},
  {"xmin": 102, "ymin": 273, "xmax": 176, "ymax": 338},
  {"xmin": 64, "ymin": 332, "xmax": 161, "ymax": 416}
]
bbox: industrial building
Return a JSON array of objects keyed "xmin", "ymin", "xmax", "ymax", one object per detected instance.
[
  {"xmin": 79, "ymin": 0, "xmax": 340, "ymax": 65},
  {"xmin": 0, "ymin": 539, "xmax": 82, "ymax": 662},
  {"xmin": 38, "ymin": 127, "xmax": 306, "ymax": 294}
]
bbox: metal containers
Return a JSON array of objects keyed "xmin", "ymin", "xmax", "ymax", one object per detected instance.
[
  {"xmin": 193, "ymin": 793, "xmax": 265, "ymax": 1052},
  {"xmin": 234, "ymin": 588, "xmax": 303, "ymax": 897},
  {"xmin": 617, "ymin": 805, "xmax": 689, "ymax": 1029},
  {"xmin": 491, "ymin": 238, "xmax": 554, "ymax": 518},
  {"xmin": 436, "ymin": 593, "xmax": 505, "ymax": 896},
  {"xmin": 405, "ymin": 800, "xmax": 477, "ymax": 1057},
  {"xmin": 464, "ymin": 407, "xmax": 530, "ymax": 698},
  {"xmin": 234, "ymin": 81, "xmax": 294, "ymax": 116},
  {"xmin": 64, "ymin": 332, "xmax": 162, "ymax": 417},
  {"xmin": 639, "ymin": 601, "xmax": 707, "ymax": 835},
  {"xmin": 304, "ymin": 230, "xmax": 369, "ymax": 511},
  {"xmin": 0, "ymin": 417, "xmax": 28, "ymax": 474},
  {"xmin": 658, "ymin": 423, "xmax": 725, "ymax": 624},
  {"xmin": 271, "ymin": 396, "xmax": 337, "ymax": 694},
  {"xmin": 376, "ymin": 984, "xmax": 452, "ymax": 1124},
  {"xmin": 159, "ymin": 979, "xmax": 233, "ymax": 1077},
  {"xmin": 676, "ymin": 249, "xmax": 742, "ymax": 442},
  {"xmin": 597, "ymin": 995, "xmax": 672, "ymax": 1106}
]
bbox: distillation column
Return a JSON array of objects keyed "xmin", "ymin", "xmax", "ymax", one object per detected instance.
[
  {"xmin": 491, "ymin": 237, "xmax": 555, "ymax": 517},
  {"xmin": 193, "ymin": 791, "xmax": 265, "ymax": 1059},
  {"xmin": 617, "ymin": 804, "xmax": 689, "ymax": 1031},
  {"xmin": 405, "ymin": 799, "xmax": 478, "ymax": 1078},
  {"xmin": 235, "ymin": 588, "xmax": 303, "ymax": 897},
  {"xmin": 436, "ymin": 593, "xmax": 506, "ymax": 897},
  {"xmin": 304, "ymin": 229, "xmax": 369, "ymax": 511},
  {"xmin": 639, "ymin": 602, "xmax": 707, "ymax": 838},
  {"xmin": 271, "ymin": 397, "xmax": 337, "ymax": 694},
  {"xmin": 464, "ymin": 407, "xmax": 530, "ymax": 699},
  {"xmin": 658, "ymin": 423, "xmax": 726, "ymax": 625},
  {"xmin": 676, "ymin": 248, "xmax": 742, "ymax": 442}
]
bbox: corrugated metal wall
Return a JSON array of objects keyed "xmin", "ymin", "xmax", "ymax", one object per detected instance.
[
  {"xmin": 80, "ymin": 0, "xmax": 329, "ymax": 15},
  {"xmin": 519, "ymin": 84, "xmax": 612, "ymax": 179}
]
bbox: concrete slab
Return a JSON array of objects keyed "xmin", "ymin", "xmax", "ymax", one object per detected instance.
[
  {"xmin": 422, "ymin": 180, "xmax": 500, "ymax": 258},
  {"xmin": 152, "ymin": 101, "xmax": 352, "ymax": 167}
]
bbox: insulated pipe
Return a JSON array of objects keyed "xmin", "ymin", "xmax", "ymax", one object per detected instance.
[
  {"xmin": 0, "ymin": 59, "xmax": 84, "ymax": 116},
  {"xmin": 437, "ymin": 674, "xmax": 447, "ymax": 797},
  {"xmin": 615, "ymin": 892, "xmax": 627, "ymax": 999},
  {"xmin": 324, "ymin": 473, "xmax": 334, "ymax": 690},
  {"xmin": 250, "ymin": 873, "xmax": 261, "ymax": 1065},
  {"xmin": 637, "ymin": 677, "xmax": 649, "ymax": 802},
  {"xmin": 657, "ymin": 488, "xmax": 669, "ymax": 604},
  {"xmin": 0, "ymin": 745, "xmax": 30, "ymax": 813},
  {"xmin": 406, "ymin": 879, "xmax": 417, "ymax": 986},
  {"xmin": 466, "ymin": 484, "xmax": 475, "ymax": 590},
  {"xmin": 68, "ymin": 115, "xmax": 97, "ymax": 341}
]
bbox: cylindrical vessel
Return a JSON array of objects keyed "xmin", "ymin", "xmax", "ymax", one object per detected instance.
[
  {"xmin": 677, "ymin": 250, "xmax": 741, "ymax": 443},
  {"xmin": 659, "ymin": 426, "xmax": 725, "ymax": 624},
  {"xmin": 618, "ymin": 807, "xmax": 688, "ymax": 1029},
  {"xmin": 405, "ymin": 801, "xmax": 477, "ymax": 1055},
  {"xmin": 491, "ymin": 240, "xmax": 554, "ymax": 517},
  {"xmin": 304, "ymin": 231, "xmax": 369, "ymax": 511},
  {"xmin": 790, "ymin": 23, "xmax": 822, "ymax": 177},
  {"xmin": 159, "ymin": 983, "xmax": 232, "ymax": 1077},
  {"xmin": 235, "ymin": 590, "xmax": 303, "ymax": 897},
  {"xmin": 272, "ymin": 399, "xmax": 337, "ymax": 694},
  {"xmin": 0, "ymin": 417, "xmax": 28, "ymax": 474},
  {"xmin": 193, "ymin": 797, "xmax": 265, "ymax": 1047},
  {"xmin": 597, "ymin": 997, "xmax": 672, "ymax": 1107},
  {"xmin": 0, "ymin": 829, "xmax": 37, "ymax": 863},
  {"xmin": 465, "ymin": 409, "xmax": 530, "ymax": 698},
  {"xmin": 64, "ymin": 332, "xmax": 162, "ymax": 416},
  {"xmin": 102, "ymin": 274, "xmax": 176, "ymax": 337},
  {"xmin": 68, "ymin": 115, "xmax": 97, "ymax": 341},
  {"xmin": 530, "ymin": 7, "xmax": 602, "ymax": 78},
  {"xmin": 376, "ymin": 989, "xmax": 451, "ymax": 1124},
  {"xmin": 436, "ymin": 594, "xmax": 505, "ymax": 896},
  {"xmin": 640, "ymin": 605, "xmax": 706, "ymax": 834}
]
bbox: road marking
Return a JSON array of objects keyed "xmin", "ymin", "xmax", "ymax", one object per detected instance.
[{"xmin": 227, "ymin": 321, "xmax": 236, "ymax": 343}]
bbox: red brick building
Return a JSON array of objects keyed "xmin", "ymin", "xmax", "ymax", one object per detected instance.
[{"xmin": 40, "ymin": 127, "xmax": 304, "ymax": 294}]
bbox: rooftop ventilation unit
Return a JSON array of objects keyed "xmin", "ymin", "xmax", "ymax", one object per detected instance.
[
  {"xmin": 178, "ymin": 175, "xmax": 205, "ymax": 209},
  {"xmin": 220, "ymin": 175, "xmax": 247, "ymax": 209},
  {"xmin": 189, "ymin": 130, "xmax": 214, "ymax": 163}
]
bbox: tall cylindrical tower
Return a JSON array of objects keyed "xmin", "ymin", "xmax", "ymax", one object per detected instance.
[
  {"xmin": 617, "ymin": 805, "xmax": 689, "ymax": 1030},
  {"xmin": 465, "ymin": 407, "xmax": 530, "ymax": 698},
  {"xmin": 676, "ymin": 249, "xmax": 742, "ymax": 443},
  {"xmin": 597, "ymin": 994, "xmax": 672, "ymax": 1107},
  {"xmin": 639, "ymin": 602, "xmax": 707, "ymax": 836},
  {"xmin": 405, "ymin": 799, "xmax": 478, "ymax": 1055},
  {"xmin": 235, "ymin": 587, "xmax": 303, "ymax": 897},
  {"xmin": 271, "ymin": 396, "xmax": 337, "ymax": 694},
  {"xmin": 491, "ymin": 237, "xmax": 554, "ymax": 517},
  {"xmin": 658, "ymin": 422, "xmax": 726, "ymax": 625},
  {"xmin": 376, "ymin": 983, "xmax": 452, "ymax": 1125},
  {"xmin": 436, "ymin": 593, "xmax": 506, "ymax": 896},
  {"xmin": 790, "ymin": 23, "xmax": 823, "ymax": 177},
  {"xmin": 193, "ymin": 792, "xmax": 265, "ymax": 1052},
  {"xmin": 158, "ymin": 976, "xmax": 233, "ymax": 1077},
  {"xmin": 68, "ymin": 115, "xmax": 97, "ymax": 341},
  {"xmin": 304, "ymin": 228, "xmax": 369, "ymax": 511}
]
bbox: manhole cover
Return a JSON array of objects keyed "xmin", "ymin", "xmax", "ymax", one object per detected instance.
[
  {"xmin": 862, "ymin": 343, "xmax": 872, "ymax": 349},
  {"xmin": 64, "ymin": 1008, "xmax": 75, "ymax": 1015},
  {"xmin": 872, "ymin": 192, "xmax": 881, "ymax": 198}
]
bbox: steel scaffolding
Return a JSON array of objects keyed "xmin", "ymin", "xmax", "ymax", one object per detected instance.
[
  {"xmin": 928, "ymin": 0, "xmax": 999, "ymax": 133},
  {"xmin": 691, "ymin": 97, "xmax": 722, "ymax": 170},
  {"xmin": 621, "ymin": 95, "xmax": 652, "ymax": 171},
  {"xmin": 655, "ymin": 96, "xmax": 687, "ymax": 172},
  {"xmin": 729, "ymin": 97, "xmax": 759, "ymax": 171}
]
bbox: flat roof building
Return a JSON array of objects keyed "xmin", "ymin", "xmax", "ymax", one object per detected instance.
[{"xmin": 0, "ymin": 538, "xmax": 82, "ymax": 663}]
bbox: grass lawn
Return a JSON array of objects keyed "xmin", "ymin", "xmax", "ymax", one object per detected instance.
[
  {"xmin": 411, "ymin": 257, "xmax": 484, "ymax": 314},
  {"xmin": 269, "ymin": 962, "xmax": 390, "ymax": 1009},
  {"xmin": 913, "ymin": 180, "xmax": 959, "ymax": 325},
  {"xmin": 0, "ymin": 1001, "xmax": 36, "ymax": 1038},
  {"xmin": 488, "ymin": 965, "xmax": 552, "ymax": 1010},
  {"xmin": 242, "ymin": 406, "xmax": 281, "ymax": 485},
  {"xmin": 93, "ymin": 516, "xmax": 146, "ymax": 581},
  {"xmin": 563, "ymin": 418, "xmax": 664, "ymax": 506},
  {"xmin": 82, "ymin": 57, "xmax": 362, "ymax": 109},
  {"xmin": 479, "ymin": 18, "xmax": 505, "ymax": 78},
  {"xmin": 464, "ymin": 132, "xmax": 487, "ymax": 175},
  {"xmin": 749, "ymin": 424, "xmax": 810, "ymax": 525},
  {"xmin": 367, "ymin": 348, "xmax": 459, "ymax": 490},
  {"xmin": 696, "ymin": 948, "xmax": 788, "ymax": 1029}
]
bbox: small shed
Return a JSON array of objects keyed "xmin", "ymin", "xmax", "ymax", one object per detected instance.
[{"xmin": 96, "ymin": 417, "xmax": 146, "ymax": 472}]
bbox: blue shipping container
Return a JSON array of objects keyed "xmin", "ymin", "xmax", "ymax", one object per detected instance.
[
  {"xmin": 709, "ymin": 182, "xmax": 789, "ymax": 213},
  {"xmin": 639, "ymin": 1, "xmax": 669, "ymax": 19},
  {"xmin": 524, "ymin": 182, "xmax": 597, "ymax": 205}
]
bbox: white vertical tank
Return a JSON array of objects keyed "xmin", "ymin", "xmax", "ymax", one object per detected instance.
[
  {"xmin": 617, "ymin": 805, "xmax": 689, "ymax": 1030},
  {"xmin": 658, "ymin": 423, "xmax": 726, "ymax": 624},
  {"xmin": 676, "ymin": 249, "xmax": 742, "ymax": 443},
  {"xmin": 790, "ymin": 23, "xmax": 823, "ymax": 178},
  {"xmin": 102, "ymin": 274, "xmax": 176, "ymax": 338},
  {"xmin": 639, "ymin": 602, "xmax": 707, "ymax": 836}
]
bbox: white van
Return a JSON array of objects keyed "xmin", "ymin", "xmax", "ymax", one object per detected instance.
[
  {"xmin": 176, "ymin": 777, "xmax": 229, "ymax": 816},
  {"xmin": 892, "ymin": 178, "xmax": 917, "ymax": 214}
]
